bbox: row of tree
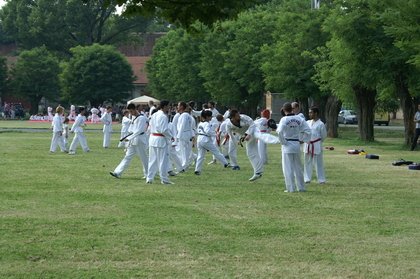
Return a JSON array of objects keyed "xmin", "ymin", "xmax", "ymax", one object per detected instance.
[{"xmin": 145, "ymin": 0, "xmax": 420, "ymax": 144}]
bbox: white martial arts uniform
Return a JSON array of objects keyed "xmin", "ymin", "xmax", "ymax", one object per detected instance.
[
  {"xmin": 276, "ymin": 114, "xmax": 311, "ymax": 192},
  {"xmin": 69, "ymin": 114, "xmax": 90, "ymax": 153},
  {"xmin": 254, "ymin": 117, "xmax": 269, "ymax": 165},
  {"xmin": 226, "ymin": 114, "xmax": 263, "ymax": 176},
  {"xmin": 101, "ymin": 111, "xmax": 112, "ymax": 148},
  {"xmin": 63, "ymin": 123, "xmax": 69, "ymax": 147},
  {"xmin": 113, "ymin": 113, "xmax": 149, "ymax": 178},
  {"xmin": 303, "ymin": 119, "xmax": 327, "ymax": 184},
  {"xmin": 177, "ymin": 112, "xmax": 194, "ymax": 170},
  {"xmin": 118, "ymin": 115, "xmax": 131, "ymax": 148},
  {"xmin": 219, "ymin": 120, "xmax": 229, "ymax": 158},
  {"xmin": 50, "ymin": 113, "xmax": 67, "ymax": 152},
  {"xmin": 167, "ymin": 122, "xmax": 183, "ymax": 173},
  {"xmin": 147, "ymin": 110, "xmax": 172, "ymax": 183},
  {"xmin": 195, "ymin": 120, "xmax": 228, "ymax": 173}
]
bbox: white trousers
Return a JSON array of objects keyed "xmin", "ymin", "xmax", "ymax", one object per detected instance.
[
  {"xmin": 304, "ymin": 153, "xmax": 326, "ymax": 183},
  {"xmin": 228, "ymin": 137, "xmax": 239, "ymax": 167},
  {"xmin": 69, "ymin": 132, "xmax": 89, "ymax": 152},
  {"xmin": 179, "ymin": 139, "xmax": 192, "ymax": 170},
  {"xmin": 167, "ymin": 145, "xmax": 183, "ymax": 172},
  {"xmin": 147, "ymin": 145, "xmax": 169, "ymax": 183},
  {"xmin": 195, "ymin": 141, "xmax": 228, "ymax": 172},
  {"xmin": 282, "ymin": 152, "xmax": 305, "ymax": 192},
  {"xmin": 114, "ymin": 143, "xmax": 148, "ymax": 177},
  {"xmin": 247, "ymin": 138, "xmax": 264, "ymax": 175},
  {"xmin": 103, "ymin": 131, "xmax": 111, "ymax": 148},
  {"xmin": 50, "ymin": 132, "xmax": 67, "ymax": 152},
  {"xmin": 258, "ymin": 139, "xmax": 268, "ymax": 164}
]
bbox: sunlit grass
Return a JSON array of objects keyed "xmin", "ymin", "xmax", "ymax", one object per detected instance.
[{"xmin": 0, "ymin": 121, "xmax": 419, "ymax": 278}]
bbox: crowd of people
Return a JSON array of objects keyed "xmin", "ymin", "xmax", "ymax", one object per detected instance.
[{"xmin": 48, "ymin": 99, "xmax": 331, "ymax": 192}]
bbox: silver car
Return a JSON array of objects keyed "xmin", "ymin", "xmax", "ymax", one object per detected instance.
[{"xmin": 338, "ymin": 110, "xmax": 357, "ymax": 124}]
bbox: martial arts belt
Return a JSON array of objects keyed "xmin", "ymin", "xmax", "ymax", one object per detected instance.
[
  {"xmin": 408, "ymin": 163, "xmax": 420, "ymax": 170},
  {"xmin": 365, "ymin": 154, "xmax": 379, "ymax": 159},
  {"xmin": 306, "ymin": 138, "xmax": 321, "ymax": 158},
  {"xmin": 216, "ymin": 127, "xmax": 221, "ymax": 146},
  {"xmin": 392, "ymin": 159, "xmax": 413, "ymax": 166},
  {"xmin": 221, "ymin": 135, "xmax": 230, "ymax": 146},
  {"xmin": 120, "ymin": 132, "xmax": 133, "ymax": 142}
]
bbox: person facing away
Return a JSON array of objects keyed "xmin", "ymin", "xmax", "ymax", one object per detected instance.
[
  {"xmin": 292, "ymin": 102, "xmax": 305, "ymax": 120},
  {"xmin": 110, "ymin": 103, "xmax": 149, "ymax": 179},
  {"xmin": 194, "ymin": 110, "xmax": 229, "ymax": 175},
  {"xmin": 276, "ymin": 102, "xmax": 311, "ymax": 192},
  {"xmin": 101, "ymin": 105, "xmax": 113, "ymax": 148},
  {"xmin": 146, "ymin": 100, "xmax": 174, "ymax": 185},
  {"xmin": 303, "ymin": 106, "xmax": 327, "ymax": 184},
  {"xmin": 68, "ymin": 107, "xmax": 90, "ymax": 155},
  {"xmin": 411, "ymin": 104, "xmax": 420, "ymax": 151},
  {"xmin": 50, "ymin": 105, "xmax": 67, "ymax": 153}
]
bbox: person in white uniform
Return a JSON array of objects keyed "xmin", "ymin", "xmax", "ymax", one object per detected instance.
[
  {"xmin": 292, "ymin": 102, "xmax": 305, "ymax": 120},
  {"xmin": 118, "ymin": 110, "xmax": 131, "ymax": 148},
  {"xmin": 176, "ymin": 102, "xmax": 194, "ymax": 171},
  {"xmin": 254, "ymin": 109, "xmax": 271, "ymax": 165},
  {"xmin": 277, "ymin": 102, "xmax": 311, "ymax": 192},
  {"xmin": 225, "ymin": 110, "xmax": 264, "ymax": 181},
  {"xmin": 101, "ymin": 106, "xmax": 113, "ymax": 148},
  {"xmin": 49, "ymin": 106, "xmax": 67, "ymax": 153},
  {"xmin": 110, "ymin": 103, "xmax": 149, "ymax": 179},
  {"xmin": 146, "ymin": 100, "xmax": 174, "ymax": 184},
  {"xmin": 194, "ymin": 110, "xmax": 229, "ymax": 175},
  {"xmin": 68, "ymin": 107, "xmax": 90, "ymax": 155},
  {"xmin": 303, "ymin": 107, "xmax": 327, "ymax": 184}
]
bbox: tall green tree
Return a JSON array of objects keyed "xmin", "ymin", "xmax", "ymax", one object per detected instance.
[
  {"xmin": 61, "ymin": 44, "xmax": 134, "ymax": 106},
  {"xmin": 146, "ymin": 28, "xmax": 210, "ymax": 102},
  {"xmin": 0, "ymin": 0, "xmax": 153, "ymax": 54},
  {"xmin": 0, "ymin": 56, "xmax": 8, "ymax": 102},
  {"xmin": 10, "ymin": 46, "xmax": 60, "ymax": 114}
]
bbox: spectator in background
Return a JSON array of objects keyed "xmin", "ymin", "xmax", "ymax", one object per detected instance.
[{"xmin": 411, "ymin": 104, "xmax": 420, "ymax": 151}]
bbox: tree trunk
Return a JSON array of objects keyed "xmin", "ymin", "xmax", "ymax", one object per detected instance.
[
  {"xmin": 29, "ymin": 95, "xmax": 42, "ymax": 115},
  {"xmin": 395, "ymin": 73, "xmax": 416, "ymax": 146},
  {"xmin": 324, "ymin": 95, "xmax": 342, "ymax": 138},
  {"xmin": 354, "ymin": 85, "xmax": 376, "ymax": 141},
  {"xmin": 297, "ymin": 97, "xmax": 309, "ymax": 119}
]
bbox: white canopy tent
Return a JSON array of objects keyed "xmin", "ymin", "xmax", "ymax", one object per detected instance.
[{"xmin": 127, "ymin": 95, "xmax": 160, "ymax": 105}]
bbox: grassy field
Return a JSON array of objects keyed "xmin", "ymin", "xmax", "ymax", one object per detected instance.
[{"xmin": 0, "ymin": 120, "xmax": 419, "ymax": 278}]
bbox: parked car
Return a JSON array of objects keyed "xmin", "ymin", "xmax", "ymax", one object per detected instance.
[
  {"xmin": 374, "ymin": 111, "xmax": 390, "ymax": 126},
  {"xmin": 338, "ymin": 110, "xmax": 358, "ymax": 124}
]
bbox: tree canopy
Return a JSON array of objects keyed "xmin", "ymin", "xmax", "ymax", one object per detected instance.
[
  {"xmin": 10, "ymin": 46, "xmax": 61, "ymax": 114},
  {"xmin": 61, "ymin": 44, "xmax": 134, "ymax": 106}
]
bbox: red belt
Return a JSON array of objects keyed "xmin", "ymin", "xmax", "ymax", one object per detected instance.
[
  {"xmin": 152, "ymin": 133, "xmax": 164, "ymax": 137},
  {"xmin": 260, "ymin": 130, "xmax": 267, "ymax": 132},
  {"xmin": 307, "ymin": 138, "xmax": 321, "ymax": 157}
]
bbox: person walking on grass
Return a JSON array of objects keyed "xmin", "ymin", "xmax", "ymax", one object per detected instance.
[
  {"xmin": 303, "ymin": 106, "xmax": 327, "ymax": 184},
  {"xmin": 411, "ymin": 104, "xmax": 420, "ymax": 151},
  {"xmin": 194, "ymin": 110, "xmax": 229, "ymax": 175},
  {"xmin": 277, "ymin": 102, "xmax": 311, "ymax": 192},
  {"xmin": 49, "ymin": 106, "xmax": 67, "ymax": 153},
  {"xmin": 101, "ymin": 105, "xmax": 113, "ymax": 148},
  {"xmin": 110, "ymin": 103, "xmax": 149, "ymax": 179},
  {"xmin": 146, "ymin": 100, "xmax": 174, "ymax": 185},
  {"xmin": 68, "ymin": 107, "xmax": 90, "ymax": 155}
]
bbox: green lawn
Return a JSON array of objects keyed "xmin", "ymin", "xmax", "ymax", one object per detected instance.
[{"xmin": 1, "ymin": 121, "xmax": 419, "ymax": 278}]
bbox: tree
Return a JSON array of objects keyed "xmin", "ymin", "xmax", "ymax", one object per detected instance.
[
  {"xmin": 61, "ymin": 44, "xmax": 134, "ymax": 106},
  {"xmin": 146, "ymin": 28, "xmax": 210, "ymax": 102},
  {"xmin": 10, "ymin": 46, "xmax": 60, "ymax": 114},
  {"xmin": 0, "ymin": 56, "xmax": 8, "ymax": 102},
  {"xmin": 0, "ymin": 0, "xmax": 154, "ymax": 54},
  {"xmin": 113, "ymin": 0, "xmax": 267, "ymax": 28}
]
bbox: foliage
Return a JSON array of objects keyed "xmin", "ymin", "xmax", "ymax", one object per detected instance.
[
  {"xmin": 111, "ymin": 0, "xmax": 268, "ymax": 28},
  {"xmin": 61, "ymin": 44, "xmax": 134, "ymax": 106},
  {"xmin": 10, "ymin": 46, "xmax": 60, "ymax": 114},
  {"xmin": 0, "ymin": 56, "xmax": 8, "ymax": 99},
  {"xmin": 146, "ymin": 28, "xmax": 210, "ymax": 102},
  {"xmin": 0, "ymin": 0, "xmax": 154, "ymax": 54}
]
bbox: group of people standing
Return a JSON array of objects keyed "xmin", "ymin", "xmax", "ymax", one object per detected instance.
[{"xmin": 49, "ymin": 99, "xmax": 329, "ymax": 192}]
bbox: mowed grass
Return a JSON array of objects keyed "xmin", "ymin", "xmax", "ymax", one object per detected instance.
[{"xmin": 0, "ymin": 121, "xmax": 420, "ymax": 278}]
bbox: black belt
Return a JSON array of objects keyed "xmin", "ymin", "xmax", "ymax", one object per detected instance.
[{"xmin": 286, "ymin": 138, "xmax": 299, "ymax": 141}]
